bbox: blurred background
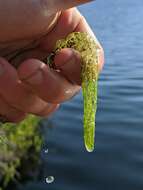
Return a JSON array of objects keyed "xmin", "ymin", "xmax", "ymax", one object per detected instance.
[{"xmin": 6, "ymin": 0, "xmax": 143, "ymax": 189}]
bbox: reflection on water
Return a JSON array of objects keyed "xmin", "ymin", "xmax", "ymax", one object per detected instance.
[
  {"xmin": 45, "ymin": 176, "xmax": 54, "ymax": 184},
  {"xmin": 23, "ymin": 0, "xmax": 143, "ymax": 190}
]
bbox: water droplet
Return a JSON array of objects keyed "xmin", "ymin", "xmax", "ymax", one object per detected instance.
[
  {"xmin": 44, "ymin": 148, "xmax": 49, "ymax": 154},
  {"xmin": 45, "ymin": 176, "xmax": 54, "ymax": 184}
]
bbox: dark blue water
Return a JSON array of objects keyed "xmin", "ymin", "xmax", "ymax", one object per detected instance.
[{"xmin": 22, "ymin": 1, "xmax": 143, "ymax": 190}]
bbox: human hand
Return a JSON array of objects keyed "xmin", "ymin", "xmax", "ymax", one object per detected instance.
[{"xmin": 0, "ymin": 7, "xmax": 104, "ymax": 123}]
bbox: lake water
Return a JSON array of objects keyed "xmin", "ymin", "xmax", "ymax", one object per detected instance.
[{"xmin": 22, "ymin": 0, "xmax": 143, "ymax": 190}]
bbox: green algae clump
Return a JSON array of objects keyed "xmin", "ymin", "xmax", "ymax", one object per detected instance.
[
  {"xmin": 48, "ymin": 32, "xmax": 100, "ymax": 152},
  {"xmin": 0, "ymin": 115, "xmax": 42, "ymax": 189}
]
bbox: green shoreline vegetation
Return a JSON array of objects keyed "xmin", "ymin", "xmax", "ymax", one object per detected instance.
[{"xmin": 0, "ymin": 115, "xmax": 42, "ymax": 190}]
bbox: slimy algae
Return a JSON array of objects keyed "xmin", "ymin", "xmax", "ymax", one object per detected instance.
[
  {"xmin": 0, "ymin": 115, "xmax": 42, "ymax": 189},
  {"xmin": 48, "ymin": 32, "xmax": 100, "ymax": 152}
]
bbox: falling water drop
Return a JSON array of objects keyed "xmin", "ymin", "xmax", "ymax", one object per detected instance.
[
  {"xmin": 45, "ymin": 176, "xmax": 54, "ymax": 184},
  {"xmin": 44, "ymin": 148, "xmax": 49, "ymax": 154}
]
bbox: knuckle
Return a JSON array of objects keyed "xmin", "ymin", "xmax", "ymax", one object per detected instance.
[
  {"xmin": 35, "ymin": 103, "xmax": 59, "ymax": 116},
  {"xmin": 9, "ymin": 113, "xmax": 27, "ymax": 123}
]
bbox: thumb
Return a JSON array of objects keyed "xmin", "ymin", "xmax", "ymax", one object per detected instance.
[{"xmin": 54, "ymin": 48, "xmax": 82, "ymax": 86}]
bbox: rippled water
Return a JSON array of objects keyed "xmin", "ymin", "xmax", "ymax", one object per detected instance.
[{"xmin": 23, "ymin": 1, "xmax": 143, "ymax": 190}]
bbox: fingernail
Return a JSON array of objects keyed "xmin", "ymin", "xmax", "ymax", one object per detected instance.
[
  {"xmin": 55, "ymin": 49, "xmax": 77, "ymax": 69},
  {"xmin": 23, "ymin": 68, "xmax": 43, "ymax": 85}
]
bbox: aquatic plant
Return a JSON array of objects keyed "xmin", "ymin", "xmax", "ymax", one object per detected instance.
[
  {"xmin": 0, "ymin": 115, "xmax": 42, "ymax": 189},
  {"xmin": 48, "ymin": 32, "xmax": 100, "ymax": 152}
]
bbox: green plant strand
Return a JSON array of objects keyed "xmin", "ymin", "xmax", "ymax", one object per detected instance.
[{"xmin": 48, "ymin": 32, "xmax": 99, "ymax": 152}]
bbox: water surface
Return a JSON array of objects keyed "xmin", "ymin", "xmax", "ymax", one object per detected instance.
[{"xmin": 22, "ymin": 1, "xmax": 143, "ymax": 190}]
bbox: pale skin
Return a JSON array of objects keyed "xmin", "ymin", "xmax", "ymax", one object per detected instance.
[{"xmin": 0, "ymin": 0, "xmax": 104, "ymax": 123}]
